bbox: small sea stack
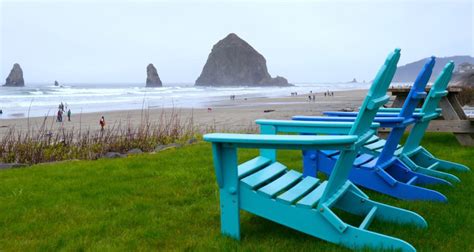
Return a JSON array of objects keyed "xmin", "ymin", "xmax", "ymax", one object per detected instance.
[
  {"xmin": 54, "ymin": 80, "xmax": 59, "ymax": 86},
  {"xmin": 195, "ymin": 33, "xmax": 291, "ymax": 86},
  {"xmin": 4, "ymin": 63, "xmax": 25, "ymax": 87},
  {"xmin": 349, "ymin": 78, "xmax": 358, "ymax": 83},
  {"xmin": 146, "ymin": 64, "xmax": 162, "ymax": 87}
]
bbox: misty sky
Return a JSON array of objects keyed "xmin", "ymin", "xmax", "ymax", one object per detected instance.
[{"xmin": 1, "ymin": 0, "xmax": 472, "ymax": 84}]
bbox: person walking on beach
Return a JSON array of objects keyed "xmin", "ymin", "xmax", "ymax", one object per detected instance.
[
  {"xmin": 312, "ymin": 94, "xmax": 315, "ymax": 101},
  {"xmin": 99, "ymin": 116, "xmax": 105, "ymax": 131},
  {"xmin": 67, "ymin": 109, "xmax": 71, "ymax": 122},
  {"xmin": 57, "ymin": 109, "xmax": 63, "ymax": 122}
]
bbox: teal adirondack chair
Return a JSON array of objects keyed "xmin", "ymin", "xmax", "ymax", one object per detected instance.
[
  {"xmin": 204, "ymin": 49, "xmax": 427, "ymax": 251},
  {"xmin": 300, "ymin": 61, "xmax": 469, "ymax": 183},
  {"xmin": 332, "ymin": 61, "xmax": 469, "ymax": 181},
  {"xmin": 384, "ymin": 62, "xmax": 470, "ymax": 178}
]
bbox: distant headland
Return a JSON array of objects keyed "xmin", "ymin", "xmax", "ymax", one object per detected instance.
[{"xmin": 393, "ymin": 56, "xmax": 474, "ymax": 82}]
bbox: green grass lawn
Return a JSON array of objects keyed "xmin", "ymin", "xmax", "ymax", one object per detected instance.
[{"xmin": 0, "ymin": 133, "xmax": 472, "ymax": 251}]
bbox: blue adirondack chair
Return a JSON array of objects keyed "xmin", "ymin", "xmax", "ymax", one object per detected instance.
[
  {"xmin": 315, "ymin": 60, "xmax": 470, "ymax": 182},
  {"xmin": 205, "ymin": 49, "xmax": 427, "ymax": 251},
  {"xmin": 388, "ymin": 62, "xmax": 471, "ymax": 178},
  {"xmin": 291, "ymin": 58, "xmax": 453, "ymax": 201},
  {"xmin": 295, "ymin": 59, "xmax": 469, "ymax": 185}
]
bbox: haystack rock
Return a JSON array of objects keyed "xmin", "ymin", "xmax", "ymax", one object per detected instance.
[
  {"xmin": 146, "ymin": 64, "xmax": 162, "ymax": 87},
  {"xmin": 4, "ymin": 63, "xmax": 25, "ymax": 87},
  {"xmin": 195, "ymin": 33, "xmax": 291, "ymax": 86}
]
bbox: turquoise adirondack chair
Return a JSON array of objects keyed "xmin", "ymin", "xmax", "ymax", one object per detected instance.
[{"xmin": 204, "ymin": 49, "xmax": 427, "ymax": 251}]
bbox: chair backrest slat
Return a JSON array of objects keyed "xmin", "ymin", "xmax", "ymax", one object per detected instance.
[
  {"xmin": 403, "ymin": 61, "xmax": 455, "ymax": 154},
  {"xmin": 375, "ymin": 57, "xmax": 435, "ymax": 166},
  {"xmin": 349, "ymin": 50, "xmax": 400, "ymax": 137},
  {"xmin": 399, "ymin": 57, "xmax": 435, "ymax": 118},
  {"xmin": 320, "ymin": 49, "xmax": 400, "ymax": 202}
]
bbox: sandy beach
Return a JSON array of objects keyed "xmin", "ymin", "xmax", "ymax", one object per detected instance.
[{"xmin": 0, "ymin": 90, "xmax": 368, "ymax": 136}]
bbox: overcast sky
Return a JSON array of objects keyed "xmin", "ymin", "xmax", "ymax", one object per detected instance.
[{"xmin": 1, "ymin": 0, "xmax": 472, "ymax": 84}]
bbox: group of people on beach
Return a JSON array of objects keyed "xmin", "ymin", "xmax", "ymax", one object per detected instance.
[
  {"xmin": 56, "ymin": 102, "xmax": 71, "ymax": 122},
  {"xmin": 55, "ymin": 102, "xmax": 106, "ymax": 132},
  {"xmin": 230, "ymin": 95, "xmax": 236, "ymax": 100},
  {"xmin": 305, "ymin": 90, "xmax": 335, "ymax": 102},
  {"xmin": 324, "ymin": 90, "xmax": 334, "ymax": 97}
]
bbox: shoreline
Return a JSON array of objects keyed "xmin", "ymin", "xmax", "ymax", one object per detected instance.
[{"xmin": 0, "ymin": 89, "xmax": 368, "ymax": 136}]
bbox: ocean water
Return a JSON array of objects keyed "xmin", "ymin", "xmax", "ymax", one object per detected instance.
[{"xmin": 0, "ymin": 82, "xmax": 371, "ymax": 119}]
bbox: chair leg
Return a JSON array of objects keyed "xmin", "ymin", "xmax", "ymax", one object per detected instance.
[
  {"xmin": 389, "ymin": 159, "xmax": 454, "ymax": 185},
  {"xmin": 332, "ymin": 186, "xmax": 424, "ymax": 251},
  {"xmin": 399, "ymin": 153, "xmax": 461, "ymax": 182},
  {"xmin": 436, "ymin": 159, "xmax": 471, "ymax": 172},
  {"xmin": 302, "ymin": 150, "xmax": 318, "ymax": 177},
  {"xmin": 336, "ymin": 187, "xmax": 428, "ymax": 227},
  {"xmin": 341, "ymin": 226, "xmax": 417, "ymax": 252},
  {"xmin": 414, "ymin": 148, "xmax": 470, "ymax": 172},
  {"xmin": 376, "ymin": 167, "xmax": 448, "ymax": 202},
  {"xmin": 219, "ymin": 189, "xmax": 240, "ymax": 240},
  {"xmin": 412, "ymin": 166, "xmax": 460, "ymax": 183},
  {"xmin": 219, "ymin": 146, "xmax": 241, "ymax": 240},
  {"xmin": 314, "ymin": 152, "xmax": 449, "ymax": 201}
]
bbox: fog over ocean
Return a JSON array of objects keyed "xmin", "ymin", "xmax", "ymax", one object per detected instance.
[{"xmin": 0, "ymin": 82, "xmax": 373, "ymax": 119}]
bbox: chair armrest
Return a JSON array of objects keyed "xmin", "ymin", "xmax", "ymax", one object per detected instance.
[
  {"xmin": 378, "ymin": 107, "xmax": 441, "ymax": 113},
  {"xmin": 204, "ymin": 133, "xmax": 357, "ymax": 150},
  {"xmin": 256, "ymin": 119, "xmax": 379, "ymax": 135},
  {"xmin": 421, "ymin": 112, "xmax": 441, "ymax": 122},
  {"xmin": 292, "ymin": 115, "xmax": 403, "ymax": 128},
  {"xmin": 322, "ymin": 111, "xmax": 360, "ymax": 117},
  {"xmin": 323, "ymin": 111, "xmax": 424, "ymax": 118},
  {"xmin": 378, "ymin": 107, "xmax": 403, "ymax": 112}
]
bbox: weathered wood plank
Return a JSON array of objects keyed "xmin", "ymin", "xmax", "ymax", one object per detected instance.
[
  {"xmin": 447, "ymin": 93, "xmax": 467, "ymax": 120},
  {"xmin": 388, "ymin": 86, "xmax": 462, "ymax": 93},
  {"xmin": 388, "ymin": 87, "xmax": 472, "ymax": 146},
  {"xmin": 391, "ymin": 95, "xmax": 406, "ymax": 108},
  {"xmin": 438, "ymin": 97, "xmax": 461, "ymax": 120},
  {"xmin": 378, "ymin": 120, "xmax": 474, "ymax": 134},
  {"xmin": 454, "ymin": 134, "xmax": 474, "ymax": 146}
]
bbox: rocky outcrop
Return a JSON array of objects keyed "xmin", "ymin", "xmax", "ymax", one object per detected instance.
[
  {"xmin": 4, "ymin": 63, "xmax": 24, "ymax": 87},
  {"xmin": 54, "ymin": 80, "xmax": 59, "ymax": 86},
  {"xmin": 146, "ymin": 64, "xmax": 162, "ymax": 87},
  {"xmin": 195, "ymin": 33, "xmax": 291, "ymax": 86}
]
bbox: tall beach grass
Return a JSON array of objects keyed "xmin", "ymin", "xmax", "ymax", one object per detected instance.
[{"xmin": 0, "ymin": 108, "xmax": 202, "ymax": 164}]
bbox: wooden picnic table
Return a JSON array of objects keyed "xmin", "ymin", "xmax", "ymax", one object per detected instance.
[{"xmin": 382, "ymin": 86, "xmax": 473, "ymax": 146}]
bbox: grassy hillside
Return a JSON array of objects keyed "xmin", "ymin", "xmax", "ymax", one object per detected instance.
[
  {"xmin": 0, "ymin": 133, "xmax": 472, "ymax": 251},
  {"xmin": 392, "ymin": 55, "xmax": 474, "ymax": 82}
]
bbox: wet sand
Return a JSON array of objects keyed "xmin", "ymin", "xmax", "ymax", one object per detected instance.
[{"xmin": 0, "ymin": 90, "xmax": 368, "ymax": 136}]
